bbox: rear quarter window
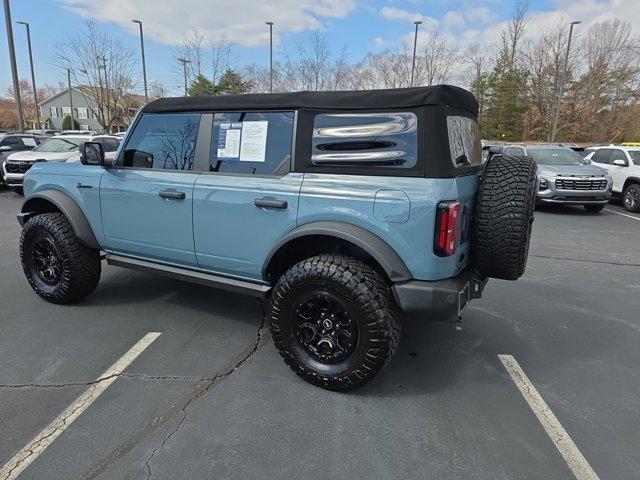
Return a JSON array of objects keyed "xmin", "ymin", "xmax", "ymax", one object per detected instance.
[
  {"xmin": 447, "ymin": 116, "xmax": 481, "ymax": 167},
  {"xmin": 311, "ymin": 112, "xmax": 417, "ymax": 168}
]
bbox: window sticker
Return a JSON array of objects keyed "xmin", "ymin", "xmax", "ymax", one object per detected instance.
[
  {"xmin": 217, "ymin": 123, "xmax": 241, "ymax": 159},
  {"xmin": 22, "ymin": 137, "xmax": 37, "ymax": 147},
  {"xmin": 239, "ymin": 121, "xmax": 268, "ymax": 162}
]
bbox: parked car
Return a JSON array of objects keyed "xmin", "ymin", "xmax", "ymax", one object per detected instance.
[
  {"xmin": 498, "ymin": 144, "xmax": 612, "ymax": 212},
  {"xmin": 25, "ymin": 129, "xmax": 59, "ymax": 138},
  {"xmin": 16, "ymin": 86, "xmax": 537, "ymax": 390},
  {"xmin": 2, "ymin": 134, "xmax": 119, "ymax": 195},
  {"xmin": 0, "ymin": 133, "xmax": 41, "ymax": 186},
  {"xmin": 584, "ymin": 145, "xmax": 640, "ymax": 212},
  {"xmin": 57, "ymin": 130, "xmax": 97, "ymax": 136}
]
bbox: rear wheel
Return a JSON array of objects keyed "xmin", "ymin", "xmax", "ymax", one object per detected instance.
[
  {"xmin": 269, "ymin": 254, "xmax": 400, "ymax": 391},
  {"xmin": 473, "ymin": 154, "xmax": 537, "ymax": 281},
  {"xmin": 20, "ymin": 212, "xmax": 101, "ymax": 304},
  {"xmin": 584, "ymin": 204, "xmax": 605, "ymax": 213},
  {"xmin": 623, "ymin": 184, "xmax": 640, "ymax": 212}
]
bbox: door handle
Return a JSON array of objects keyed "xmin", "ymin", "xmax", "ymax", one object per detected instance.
[
  {"xmin": 159, "ymin": 190, "xmax": 186, "ymax": 200},
  {"xmin": 255, "ymin": 198, "xmax": 288, "ymax": 209}
]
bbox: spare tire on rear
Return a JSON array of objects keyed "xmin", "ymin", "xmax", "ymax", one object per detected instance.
[{"xmin": 473, "ymin": 154, "xmax": 537, "ymax": 281}]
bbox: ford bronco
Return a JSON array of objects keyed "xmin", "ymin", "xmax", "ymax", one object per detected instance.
[{"xmin": 17, "ymin": 86, "xmax": 537, "ymax": 390}]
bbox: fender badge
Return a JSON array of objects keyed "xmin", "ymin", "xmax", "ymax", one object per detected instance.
[{"xmin": 76, "ymin": 183, "xmax": 92, "ymax": 189}]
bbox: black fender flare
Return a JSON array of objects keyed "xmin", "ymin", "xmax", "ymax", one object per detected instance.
[
  {"xmin": 262, "ymin": 221, "xmax": 412, "ymax": 282},
  {"xmin": 20, "ymin": 189, "xmax": 100, "ymax": 249}
]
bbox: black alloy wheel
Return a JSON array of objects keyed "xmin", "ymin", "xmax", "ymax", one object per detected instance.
[
  {"xmin": 31, "ymin": 237, "xmax": 62, "ymax": 285},
  {"xmin": 293, "ymin": 290, "xmax": 358, "ymax": 363}
]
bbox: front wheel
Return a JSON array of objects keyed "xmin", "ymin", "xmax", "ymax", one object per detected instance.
[
  {"xmin": 584, "ymin": 204, "xmax": 605, "ymax": 213},
  {"xmin": 623, "ymin": 184, "xmax": 640, "ymax": 213},
  {"xmin": 269, "ymin": 254, "xmax": 400, "ymax": 391},
  {"xmin": 20, "ymin": 212, "xmax": 101, "ymax": 304}
]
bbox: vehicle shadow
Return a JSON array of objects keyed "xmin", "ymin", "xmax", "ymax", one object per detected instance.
[
  {"xmin": 354, "ymin": 308, "xmax": 508, "ymax": 399},
  {"xmin": 535, "ymin": 203, "xmax": 605, "ymax": 215},
  {"xmin": 79, "ymin": 268, "xmax": 262, "ymax": 327}
]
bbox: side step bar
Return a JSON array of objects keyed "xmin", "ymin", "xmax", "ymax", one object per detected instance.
[{"xmin": 106, "ymin": 254, "xmax": 271, "ymax": 298}]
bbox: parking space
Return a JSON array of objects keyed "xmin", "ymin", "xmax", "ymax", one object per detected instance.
[{"xmin": 1, "ymin": 189, "xmax": 639, "ymax": 479}]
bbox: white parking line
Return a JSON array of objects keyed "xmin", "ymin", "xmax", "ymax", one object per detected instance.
[
  {"xmin": 498, "ymin": 355, "xmax": 599, "ymax": 480},
  {"xmin": 604, "ymin": 208, "xmax": 640, "ymax": 222},
  {"xmin": 0, "ymin": 332, "xmax": 161, "ymax": 480}
]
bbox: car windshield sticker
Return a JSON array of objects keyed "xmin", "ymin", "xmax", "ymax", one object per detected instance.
[
  {"xmin": 217, "ymin": 123, "xmax": 241, "ymax": 159},
  {"xmin": 23, "ymin": 137, "xmax": 38, "ymax": 147},
  {"xmin": 240, "ymin": 121, "xmax": 268, "ymax": 162}
]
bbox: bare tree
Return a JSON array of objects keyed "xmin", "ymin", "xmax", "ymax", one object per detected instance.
[
  {"xmin": 280, "ymin": 32, "xmax": 353, "ymax": 91},
  {"xmin": 148, "ymin": 80, "xmax": 169, "ymax": 100},
  {"xmin": 53, "ymin": 20, "xmax": 136, "ymax": 132},
  {"xmin": 417, "ymin": 34, "xmax": 460, "ymax": 86},
  {"xmin": 503, "ymin": 0, "xmax": 529, "ymax": 69}
]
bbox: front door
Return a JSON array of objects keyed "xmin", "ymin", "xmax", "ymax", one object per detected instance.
[
  {"xmin": 100, "ymin": 113, "xmax": 202, "ymax": 267},
  {"xmin": 192, "ymin": 111, "xmax": 301, "ymax": 281}
]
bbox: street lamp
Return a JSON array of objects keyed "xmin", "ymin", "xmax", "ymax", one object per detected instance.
[
  {"xmin": 3, "ymin": 0, "xmax": 24, "ymax": 130},
  {"xmin": 265, "ymin": 21, "xmax": 274, "ymax": 93},
  {"xmin": 67, "ymin": 68, "xmax": 74, "ymax": 128},
  {"xmin": 410, "ymin": 20, "xmax": 422, "ymax": 87},
  {"xmin": 550, "ymin": 20, "xmax": 581, "ymax": 142},
  {"xmin": 132, "ymin": 20, "xmax": 148, "ymax": 103},
  {"xmin": 17, "ymin": 21, "xmax": 40, "ymax": 129},
  {"xmin": 178, "ymin": 58, "xmax": 190, "ymax": 96}
]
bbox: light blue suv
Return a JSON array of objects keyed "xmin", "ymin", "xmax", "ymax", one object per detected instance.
[{"xmin": 17, "ymin": 86, "xmax": 537, "ymax": 390}]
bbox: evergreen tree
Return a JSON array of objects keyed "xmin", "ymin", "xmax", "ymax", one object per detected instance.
[
  {"xmin": 187, "ymin": 74, "xmax": 216, "ymax": 96},
  {"xmin": 214, "ymin": 69, "xmax": 252, "ymax": 95},
  {"xmin": 62, "ymin": 115, "xmax": 80, "ymax": 130}
]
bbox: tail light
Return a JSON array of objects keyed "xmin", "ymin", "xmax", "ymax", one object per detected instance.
[{"xmin": 434, "ymin": 201, "xmax": 460, "ymax": 257}]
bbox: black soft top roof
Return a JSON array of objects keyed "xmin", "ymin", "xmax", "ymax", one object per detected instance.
[{"xmin": 143, "ymin": 85, "xmax": 478, "ymax": 116}]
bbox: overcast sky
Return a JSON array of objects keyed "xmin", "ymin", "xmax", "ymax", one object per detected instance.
[{"xmin": 1, "ymin": 0, "xmax": 638, "ymax": 96}]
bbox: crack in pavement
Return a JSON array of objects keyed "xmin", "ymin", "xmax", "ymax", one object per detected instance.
[
  {"xmin": 0, "ymin": 373, "xmax": 213, "ymax": 390},
  {"xmin": 143, "ymin": 318, "xmax": 267, "ymax": 480},
  {"xmin": 530, "ymin": 254, "xmax": 640, "ymax": 267}
]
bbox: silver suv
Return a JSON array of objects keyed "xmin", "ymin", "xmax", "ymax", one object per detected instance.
[{"xmin": 501, "ymin": 144, "xmax": 612, "ymax": 212}]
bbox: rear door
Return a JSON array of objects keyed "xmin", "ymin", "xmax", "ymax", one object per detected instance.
[
  {"xmin": 100, "ymin": 113, "xmax": 202, "ymax": 267},
  {"xmin": 609, "ymin": 149, "xmax": 630, "ymax": 192},
  {"xmin": 192, "ymin": 111, "xmax": 301, "ymax": 282}
]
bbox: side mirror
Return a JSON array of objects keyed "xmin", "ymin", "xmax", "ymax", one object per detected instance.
[
  {"xmin": 489, "ymin": 146, "xmax": 503, "ymax": 155},
  {"xmin": 80, "ymin": 141, "xmax": 105, "ymax": 166},
  {"xmin": 612, "ymin": 159, "xmax": 627, "ymax": 167},
  {"xmin": 0, "ymin": 145, "xmax": 12, "ymax": 152}
]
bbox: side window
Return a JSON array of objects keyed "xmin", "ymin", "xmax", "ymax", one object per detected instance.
[
  {"xmin": 122, "ymin": 114, "xmax": 200, "ymax": 170},
  {"xmin": 610, "ymin": 149, "xmax": 628, "ymax": 164},
  {"xmin": 312, "ymin": 112, "xmax": 417, "ymax": 168},
  {"xmin": 592, "ymin": 149, "xmax": 612, "ymax": 164},
  {"xmin": 504, "ymin": 147, "xmax": 524, "ymax": 156},
  {"xmin": 447, "ymin": 116, "xmax": 482, "ymax": 167},
  {"xmin": 1, "ymin": 136, "xmax": 25, "ymax": 149},
  {"xmin": 210, "ymin": 111, "xmax": 294, "ymax": 175}
]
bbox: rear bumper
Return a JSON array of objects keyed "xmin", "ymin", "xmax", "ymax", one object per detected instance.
[{"xmin": 392, "ymin": 266, "xmax": 487, "ymax": 320}]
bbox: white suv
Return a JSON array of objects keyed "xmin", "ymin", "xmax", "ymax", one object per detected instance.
[{"xmin": 585, "ymin": 145, "xmax": 640, "ymax": 212}]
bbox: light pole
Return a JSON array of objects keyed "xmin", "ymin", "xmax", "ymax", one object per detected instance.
[
  {"xmin": 550, "ymin": 20, "xmax": 581, "ymax": 142},
  {"xmin": 265, "ymin": 21, "xmax": 274, "ymax": 93},
  {"xmin": 410, "ymin": 20, "xmax": 422, "ymax": 87},
  {"xmin": 3, "ymin": 0, "xmax": 24, "ymax": 131},
  {"xmin": 17, "ymin": 21, "xmax": 40, "ymax": 129},
  {"xmin": 97, "ymin": 56, "xmax": 110, "ymax": 132},
  {"xmin": 67, "ymin": 68, "xmax": 75, "ymax": 129},
  {"xmin": 132, "ymin": 20, "xmax": 148, "ymax": 103},
  {"xmin": 178, "ymin": 57, "xmax": 190, "ymax": 96}
]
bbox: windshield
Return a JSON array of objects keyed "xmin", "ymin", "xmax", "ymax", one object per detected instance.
[
  {"xmin": 629, "ymin": 151, "xmax": 640, "ymax": 165},
  {"xmin": 528, "ymin": 148, "xmax": 586, "ymax": 165},
  {"xmin": 35, "ymin": 138, "xmax": 83, "ymax": 153}
]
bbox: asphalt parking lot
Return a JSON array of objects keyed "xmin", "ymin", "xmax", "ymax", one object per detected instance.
[{"xmin": 1, "ymin": 187, "xmax": 639, "ymax": 480}]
